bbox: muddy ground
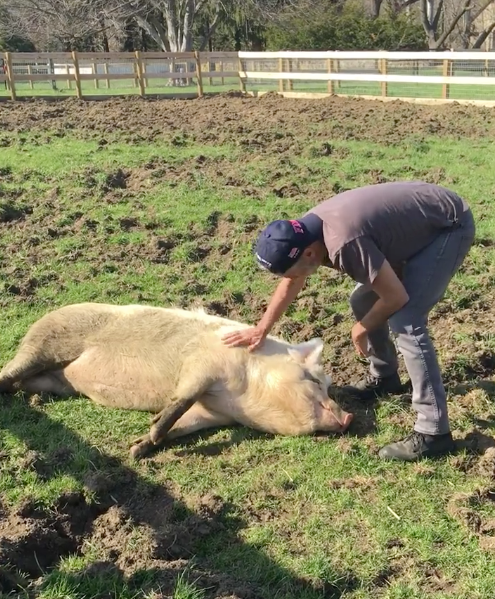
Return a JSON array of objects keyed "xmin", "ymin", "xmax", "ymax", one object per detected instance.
[
  {"xmin": 2, "ymin": 92, "xmax": 495, "ymax": 144},
  {"xmin": 1, "ymin": 93, "xmax": 495, "ymax": 597}
]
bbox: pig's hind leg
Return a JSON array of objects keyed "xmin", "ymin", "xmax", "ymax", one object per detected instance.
[
  {"xmin": 18, "ymin": 371, "xmax": 76, "ymax": 398},
  {"xmin": 0, "ymin": 351, "xmax": 47, "ymax": 393},
  {"xmin": 130, "ymin": 403, "xmax": 235, "ymax": 460}
]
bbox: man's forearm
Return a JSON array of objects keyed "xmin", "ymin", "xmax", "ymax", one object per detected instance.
[
  {"xmin": 360, "ymin": 296, "xmax": 407, "ymax": 332},
  {"xmin": 258, "ymin": 276, "xmax": 306, "ymax": 334}
]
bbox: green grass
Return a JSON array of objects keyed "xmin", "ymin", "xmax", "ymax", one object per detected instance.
[
  {"xmin": 1, "ymin": 98, "xmax": 495, "ymax": 599},
  {"xmin": 2, "ymin": 70, "xmax": 495, "ymax": 101}
]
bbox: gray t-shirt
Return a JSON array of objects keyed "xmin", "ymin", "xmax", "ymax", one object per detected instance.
[{"xmin": 304, "ymin": 181, "xmax": 470, "ymax": 285}]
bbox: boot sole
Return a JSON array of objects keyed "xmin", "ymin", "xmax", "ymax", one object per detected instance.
[{"xmin": 378, "ymin": 443, "xmax": 456, "ymax": 461}]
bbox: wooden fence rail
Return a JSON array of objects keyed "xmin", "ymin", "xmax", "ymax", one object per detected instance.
[{"xmin": 1, "ymin": 50, "xmax": 495, "ymax": 103}]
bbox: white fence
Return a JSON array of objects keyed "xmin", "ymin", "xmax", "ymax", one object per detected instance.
[{"xmin": 239, "ymin": 51, "xmax": 495, "ymax": 103}]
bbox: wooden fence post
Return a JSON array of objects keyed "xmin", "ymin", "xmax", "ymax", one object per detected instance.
[
  {"xmin": 27, "ymin": 65, "xmax": 34, "ymax": 90},
  {"xmin": 442, "ymin": 58, "xmax": 451, "ymax": 99},
  {"xmin": 5, "ymin": 52, "xmax": 16, "ymax": 100},
  {"xmin": 104, "ymin": 62, "xmax": 110, "ymax": 88},
  {"xmin": 380, "ymin": 58, "xmax": 388, "ymax": 97},
  {"xmin": 135, "ymin": 51, "xmax": 146, "ymax": 97},
  {"xmin": 194, "ymin": 51, "xmax": 204, "ymax": 97},
  {"xmin": 71, "ymin": 51, "xmax": 82, "ymax": 99},
  {"xmin": 238, "ymin": 54, "xmax": 246, "ymax": 93},
  {"xmin": 143, "ymin": 60, "xmax": 148, "ymax": 88},
  {"xmin": 208, "ymin": 59, "xmax": 213, "ymax": 86},
  {"xmin": 287, "ymin": 58, "xmax": 293, "ymax": 91},
  {"xmin": 219, "ymin": 60, "xmax": 224, "ymax": 85},
  {"xmin": 327, "ymin": 57, "xmax": 334, "ymax": 94},
  {"xmin": 278, "ymin": 57, "xmax": 284, "ymax": 92},
  {"xmin": 48, "ymin": 57, "xmax": 57, "ymax": 91},
  {"xmin": 92, "ymin": 61, "xmax": 99, "ymax": 89}
]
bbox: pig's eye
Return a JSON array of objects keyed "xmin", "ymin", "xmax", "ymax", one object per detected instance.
[{"xmin": 303, "ymin": 371, "xmax": 322, "ymax": 386}]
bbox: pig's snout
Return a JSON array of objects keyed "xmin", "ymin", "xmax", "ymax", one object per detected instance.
[
  {"xmin": 318, "ymin": 400, "xmax": 353, "ymax": 433},
  {"xmin": 341, "ymin": 412, "xmax": 353, "ymax": 431}
]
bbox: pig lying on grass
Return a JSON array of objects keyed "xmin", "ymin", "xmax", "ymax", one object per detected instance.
[{"xmin": 0, "ymin": 303, "xmax": 353, "ymax": 458}]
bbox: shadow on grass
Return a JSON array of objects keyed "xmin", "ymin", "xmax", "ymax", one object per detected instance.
[{"xmin": 0, "ymin": 395, "xmax": 361, "ymax": 599}]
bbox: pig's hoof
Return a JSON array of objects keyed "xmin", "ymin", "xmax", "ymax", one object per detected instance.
[
  {"xmin": 149, "ymin": 423, "xmax": 166, "ymax": 445},
  {"xmin": 130, "ymin": 434, "xmax": 154, "ymax": 460}
]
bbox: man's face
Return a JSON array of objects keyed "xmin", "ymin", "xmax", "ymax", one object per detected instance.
[{"xmin": 283, "ymin": 246, "xmax": 321, "ymax": 279}]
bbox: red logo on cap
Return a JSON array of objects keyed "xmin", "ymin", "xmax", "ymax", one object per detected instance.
[{"xmin": 289, "ymin": 220, "xmax": 304, "ymax": 234}]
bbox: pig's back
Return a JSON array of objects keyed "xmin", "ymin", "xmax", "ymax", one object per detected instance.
[
  {"xmin": 88, "ymin": 304, "xmax": 221, "ymax": 349},
  {"xmin": 61, "ymin": 304, "xmax": 226, "ymax": 411}
]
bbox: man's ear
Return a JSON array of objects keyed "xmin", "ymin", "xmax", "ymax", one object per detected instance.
[{"xmin": 302, "ymin": 245, "xmax": 315, "ymax": 259}]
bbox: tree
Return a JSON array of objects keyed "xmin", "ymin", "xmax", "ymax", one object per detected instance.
[
  {"xmin": 397, "ymin": 0, "xmax": 495, "ymax": 49},
  {"xmin": 115, "ymin": 0, "xmax": 288, "ymax": 53},
  {"xmin": 453, "ymin": 0, "xmax": 495, "ymax": 48},
  {"xmin": 266, "ymin": 0, "xmax": 427, "ymax": 50},
  {"xmin": 0, "ymin": 0, "xmax": 112, "ymax": 50}
]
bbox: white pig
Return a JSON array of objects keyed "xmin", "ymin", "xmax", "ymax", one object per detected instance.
[{"xmin": 0, "ymin": 302, "xmax": 353, "ymax": 458}]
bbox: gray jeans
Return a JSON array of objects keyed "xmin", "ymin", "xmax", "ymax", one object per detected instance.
[{"xmin": 350, "ymin": 209, "xmax": 476, "ymax": 435}]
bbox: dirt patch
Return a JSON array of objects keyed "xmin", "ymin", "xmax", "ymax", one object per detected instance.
[
  {"xmin": 0, "ymin": 200, "xmax": 32, "ymax": 223},
  {"xmin": 476, "ymin": 447, "xmax": 495, "ymax": 479},
  {"xmin": 448, "ymin": 487, "xmax": 495, "ymax": 550},
  {"xmin": 0, "ymin": 486, "xmax": 265, "ymax": 598},
  {"xmin": 328, "ymin": 475, "xmax": 374, "ymax": 491},
  {"xmin": 1, "ymin": 94, "xmax": 495, "ymax": 151},
  {"xmin": 0, "ymin": 492, "xmax": 105, "ymax": 578}
]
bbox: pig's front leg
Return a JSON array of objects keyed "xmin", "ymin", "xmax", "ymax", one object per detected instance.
[
  {"xmin": 129, "ymin": 433, "xmax": 156, "ymax": 460},
  {"xmin": 129, "ymin": 399, "xmax": 199, "ymax": 461},
  {"xmin": 149, "ymin": 396, "xmax": 197, "ymax": 442},
  {"xmin": 129, "ymin": 357, "xmax": 218, "ymax": 458}
]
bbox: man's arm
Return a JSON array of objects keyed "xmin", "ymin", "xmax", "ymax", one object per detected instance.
[
  {"xmin": 257, "ymin": 275, "xmax": 307, "ymax": 335},
  {"xmin": 351, "ymin": 259, "xmax": 409, "ymax": 357},
  {"xmin": 359, "ymin": 260, "xmax": 409, "ymax": 332},
  {"xmin": 222, "ymin": 275, "xmax": 307, "ymax": 349},
  {"xmin": 361, "ymin": 260, "xmax": 409, "ymax": 332}
]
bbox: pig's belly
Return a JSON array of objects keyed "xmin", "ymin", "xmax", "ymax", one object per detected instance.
[{"xmin": 60, "ymin": 346, "xmax": 177, "ymax": 413}]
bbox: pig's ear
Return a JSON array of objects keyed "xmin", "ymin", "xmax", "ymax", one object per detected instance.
[{"xmin": 287, "ymin": 338, "xmax": 324, "ymax": 366}]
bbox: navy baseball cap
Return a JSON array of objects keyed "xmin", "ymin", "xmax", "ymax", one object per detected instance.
[{"xmin": 254, "ymin": 218, "xmax": 319, "ymax": 275}]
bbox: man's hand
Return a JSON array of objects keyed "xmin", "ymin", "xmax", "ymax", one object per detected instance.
[
  {"xmin": 351, "ymin": 322, "xmax": 369, "ymax": 358},
  {"xmin": 221, "ymin": 326, "xmax": 266, "ymax": 352},
  {"xmin": 221, "ymin": 276, "xmax": 307, "ymax": 353}
]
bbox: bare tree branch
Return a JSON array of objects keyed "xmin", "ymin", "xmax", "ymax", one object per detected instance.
[
  {"xmin": 435, "ymin": 0, "xmax": 472, "ymax": 47},
  {"xmin": 432, "ymin": 0, "xmax": 444, "ymax": 29},
  {"xmin": 472, "ymin": 19, "xmax": 495, "ymax": 47},
  {"xmin": 471, "ymin": 0, "xmax": 495, "ymax": 23}
]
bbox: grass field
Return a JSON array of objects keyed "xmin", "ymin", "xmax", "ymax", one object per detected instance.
[
  {"xmin": 2, "ymin": 74, "xmax": 495, "ymax": 101},
  {"xmin": 1, "ymin": 93, "xmax": 495, "ymax": 599}
]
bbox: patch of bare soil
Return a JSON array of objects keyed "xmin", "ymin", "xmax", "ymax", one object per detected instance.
[
  {"xmin": 448, "ymin": 487, "xmax": 495, "ymax": 551},
  {"xmin": 0, "ymin": 485, "xmax": 265, "ymax": 598},
  {"xmin": 1, "ymin": 94, "xmax": 495, "ymax": 148}
]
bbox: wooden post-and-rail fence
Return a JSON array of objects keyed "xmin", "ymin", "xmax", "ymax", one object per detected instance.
[
  {"xmin": 0, "ymin": 50, "xmax": 242, "ymax": 101},
  {"xmin": 1, "ymin": 50, "xmax": 495, "ymax": 104}
]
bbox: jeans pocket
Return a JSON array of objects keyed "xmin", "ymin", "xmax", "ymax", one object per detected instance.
[{"xmin": 449, "ymin": 231, "xmax": 476, "ymax": 279}]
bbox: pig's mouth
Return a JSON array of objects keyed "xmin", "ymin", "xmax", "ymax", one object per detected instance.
[{"xmin": 317, "ymin": 401, "xmax": 353, "ymax": 432}]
